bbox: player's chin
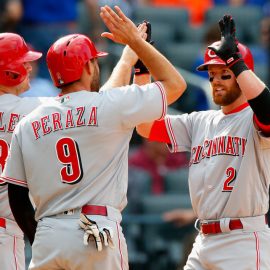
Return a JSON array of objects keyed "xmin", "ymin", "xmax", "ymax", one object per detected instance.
[
  {"xmin": 213, "ymin": 95, "xmax": 224, "ymax": 105},
  {"xmin": 213, "ymin": 96, "xmax": 230, "ymax": 106}
]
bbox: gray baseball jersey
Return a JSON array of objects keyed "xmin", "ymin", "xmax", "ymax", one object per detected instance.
[
  {"xmin": 0, "ymin": 94, "xmax": 50, "ymax": 270},
  {"xmin": 2, "ymin": 83, "xmax": 166, "ymax": 219},
  {"xmin": 165, "ymin": 104, "xmax": 270, "ymax": 270},
  {"xmin": 1, "ymin": 83, "xmax": 166, "ymax": 270},
  {"xmin": 165, "ymin": 104, "xmax": 270, "ymax": 220}
]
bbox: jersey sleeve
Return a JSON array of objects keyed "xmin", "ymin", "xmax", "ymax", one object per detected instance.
[
  {"xmin": 164, "ymin": 113, "xmax": 193, "ymax": 153},
  {"xmin": 109, "ymin": 82, "xmax": 167, "ymax": 128},
  {"xmin": 0, "ymin": 129, "xmax": 27, "ymax": 188}
]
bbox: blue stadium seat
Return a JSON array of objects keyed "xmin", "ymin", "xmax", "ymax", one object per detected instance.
[{"xmin": 133, "ymin": 7, "xmax": 189, "ymax": 43}]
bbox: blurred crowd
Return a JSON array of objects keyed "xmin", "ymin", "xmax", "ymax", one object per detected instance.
[{"xmin": 1, "ymin": 0, "xmax": 270, "ymax": 269}]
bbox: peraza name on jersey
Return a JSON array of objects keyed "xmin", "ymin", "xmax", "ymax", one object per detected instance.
[
  {"xmin": 0, "ymin": 112, "xmax": 21, "ymax": 133},
  {"xmin": 190, "ymin": 135, "xmax": 247, "ymax": 165},
  {"xmin": 31, "ymin": 106, "xmax": 97, "ymax": 140}
]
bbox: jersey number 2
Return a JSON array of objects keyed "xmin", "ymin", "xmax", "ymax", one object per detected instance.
[
  {"xmin": 56, "ymin": 138, "xmax": 83, "ymax": 184},
  {"xmin": 222, "ymin": 167, "xmax": 236, "ymax": 192},
  {"xmin": 0, "ymin": 139, "xmax": 9, "ymax": 185}
]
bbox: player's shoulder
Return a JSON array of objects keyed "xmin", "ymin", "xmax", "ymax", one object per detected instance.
[
  {"xmin": 101, "ymin": 83, "xmax": 159, "ymax": 95},
  {"xmin": 18, "ymin": 96, "xmax": 54, "ymax": 109},
  {"xmin": 20, "ymin": 96, "xmax": 54, "ymax": 104},
  {"xmin": 0, "ymin": 94, "xmax": 53, "ymax": 114},
  {"xmin": 0, "ymin": 94, "xmax": 21, "ymax": 104}
]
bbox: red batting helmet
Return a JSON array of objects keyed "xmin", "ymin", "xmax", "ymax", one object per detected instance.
[
  {"xmin": 196, "ymin": 41, "xmax": 254, "ymax": 72},
  {"xmin": 0, "ymin": 33, "xmax": 42, "ymax": 87},
  {"xmin": 46, "ymin": 34, "xmax": 108, "ymax": 87}
]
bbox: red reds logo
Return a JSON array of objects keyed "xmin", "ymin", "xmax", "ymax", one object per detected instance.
[{"xmin": 207, "ymin": 49, "xmax": 217, "ymax": 58}]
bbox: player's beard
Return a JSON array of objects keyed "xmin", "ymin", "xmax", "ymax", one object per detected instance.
[
  {"xmin": 90, "ymin": 63, "xmax": 100, "ymax": 92},
  {"xmin": 212, "ymin": 83, "xmax": 242, "ymax": 106}
]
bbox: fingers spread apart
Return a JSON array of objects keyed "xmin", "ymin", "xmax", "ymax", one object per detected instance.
[{"xmin": 79, "ymin": 213, "xmax": 114, "ymax": 251}]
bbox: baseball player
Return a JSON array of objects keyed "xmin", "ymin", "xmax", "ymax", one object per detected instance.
[
  {"xmin": 0, "ymin": 33, "xmax": 53, "ymax": 270},
  {"xmin": 137, "ymin": 15, "xmax": 270, "ymax": 270},
  {"xmin": 1, "ymin": 5, "xmax": 186, "ymax": 270}
]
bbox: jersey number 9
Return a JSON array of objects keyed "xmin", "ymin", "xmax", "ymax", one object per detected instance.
[{"xmin": 56, "ymin": 137, "xmax": 83, "ymax": 184}]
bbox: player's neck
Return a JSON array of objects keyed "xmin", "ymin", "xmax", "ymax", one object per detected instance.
[
  {"xmin": 0, "ymin": 86, "xmax": 19, "ymax": 96},
  {"xmin": 60, "ymin": 81, "xmax": 90, "ymax": 96},
  {"xmin": 221, "ymin": 95, "xmax": 247, "ymax": 114}
]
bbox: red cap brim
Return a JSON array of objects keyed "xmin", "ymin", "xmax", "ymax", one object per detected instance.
[
  {"xmin": 22, "ymin": 50, "xmax": 43, "ymax": 62},
  {"xmin": 196, "ymin": 58, "xmax": 226, "ymax": 71}
]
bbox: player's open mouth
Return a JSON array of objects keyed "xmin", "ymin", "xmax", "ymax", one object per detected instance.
[{"xmin": 214, "ymin": 88, "xmax": 225, "ymax": 95}]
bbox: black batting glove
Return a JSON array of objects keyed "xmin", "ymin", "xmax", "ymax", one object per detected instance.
[
  {"xmin": 208, "ymin": 15, "xmax": 248, "ymax": 77},
  {"xmin": 134, "ymin": 20, "xmax": 153, "ymax": 75}
]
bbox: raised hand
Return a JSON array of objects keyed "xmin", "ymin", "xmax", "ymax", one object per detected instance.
[
  {"xmin": 134, "ymin": 21, "xmax": 153, "ymax": 75},
  {"xmin": 208, "ymin": 15, "xmax": 240, "ymax": 66},
  {"xmin": 208, "ymin": 14, "xmax": 249, "ymax": 77},
  {"xmin": 100, "ymin": 5, "xmax": 142, "ymax": 46},
  {"xmin": 121, "ymin": 22, "xmax": 148, "ymax": 66}
]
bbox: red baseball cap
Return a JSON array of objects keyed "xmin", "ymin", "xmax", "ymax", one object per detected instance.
[{"xmin": 197, "ymin": 41, "xmax": 254, "ymax": 71}]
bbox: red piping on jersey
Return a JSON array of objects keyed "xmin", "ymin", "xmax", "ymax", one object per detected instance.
[
  {"xmin": 13, "ymin": 236, "xmax": 18, "ymax": 270},
  {"xmin": 254, "ymin": 232, "xmax": 260, "ymax": 270},
  {"xmin": 223, "ymin": 102, "xmax": 249, "ymax": 115},
  {"xmin": 167, "ymin": 117, "xmax": 178, "ymax": 152},
  {"xmin": 116, "ymin": 222, "xmax": 124, "ymax": 270},
  {"xmin": 0, "ymin": 176, "xmax": 27, "ymax": 187},
  {"xmin": 154, "ymin": 81, "xmax": 167, "ymax": 120}
]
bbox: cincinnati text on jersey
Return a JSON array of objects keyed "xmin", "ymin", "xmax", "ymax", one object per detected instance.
[
  {"xmin": 31, "ymin": 106, "xmax": 98, "ymax": 140},
  {"xmin": 189, "ymin": 135, "xmax": 247, "ymax": 165}
]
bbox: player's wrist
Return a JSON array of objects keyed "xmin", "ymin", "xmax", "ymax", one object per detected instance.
[
  {"xmin": 134, "ymin": 59, "xmax": 149, "ymax": 75},
  {"xmin": 228, "ymin": 58, "xmax": 249, "ymax": 78},
  {"xmin": 134, "ymin": 69, "xmax": 150, "ymax": 75}
]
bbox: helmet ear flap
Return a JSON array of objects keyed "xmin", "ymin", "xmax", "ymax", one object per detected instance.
[
  {"xmin": 0, "ymin": 33, "xmax": 42, "ymax": 87},
  {"xmin": 0, "ymin": 65, "xmax": 27, "ymax": 87}
]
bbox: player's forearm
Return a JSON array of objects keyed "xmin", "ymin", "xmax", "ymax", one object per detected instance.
[
  {"xmin": 100, "ymin": 6, "xmax": 186, "ymax": 102},
  {"xmin": 102, "ymin": 46, "xmax": 137, "ymax": 90},
  {"xmin": 101, "ymin": 61, "xmax": 132, "ymax": 90},
  {"xmin": 236, "ymin": 70, "xmax": 266, "ymax": 100},
  {"xmin": 136, "ymin": 122, "xmax": 154, "ymax": 138},
  {"xmin": 236, "ymin": 70, "xmax": 270, "ymax": 126},
  {"xmin": 8, "ymin": 184, "xmax": 37, "ymax": 245},
  {"xmin": 133, "ymin": 72, "xmax": 153, "ymax": 137}
]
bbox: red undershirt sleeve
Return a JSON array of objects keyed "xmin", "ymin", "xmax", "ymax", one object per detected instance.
[
  {"xmin": 149, "ymin": 119, "xmax": 171, "ymax": 143},
  {"xmin": 253, "ymin": 114, "xmax": 270, "ymax": 136}
]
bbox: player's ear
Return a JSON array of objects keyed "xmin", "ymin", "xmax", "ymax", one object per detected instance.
[{"xmin": 85, "ymin": 60, "xmax": 92, "ymax": 75}]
